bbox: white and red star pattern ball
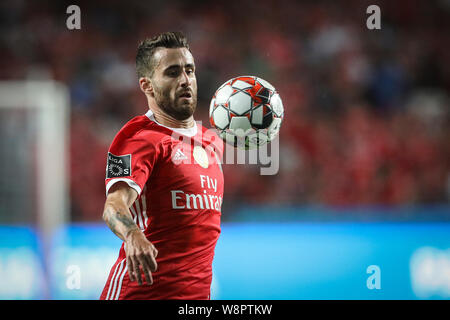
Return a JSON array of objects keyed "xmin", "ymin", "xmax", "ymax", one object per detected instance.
[{"xmin": 209, "ymin": 76, "xmax": 284, "ymax": 149}]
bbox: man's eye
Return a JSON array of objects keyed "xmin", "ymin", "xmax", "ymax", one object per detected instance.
[{"xmin": 166, "ymin": 69, "xmax": 179, "ymax": 77}]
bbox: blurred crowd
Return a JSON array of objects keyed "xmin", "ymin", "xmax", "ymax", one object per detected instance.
[{"xmin": 0, "ymin": 0, "xmax": 449, "ymax": 221}]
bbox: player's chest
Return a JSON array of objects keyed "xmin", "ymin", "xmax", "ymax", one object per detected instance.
[{"xmin": 152, "ymin": 139, "xmax": 224, "ymax": 195}]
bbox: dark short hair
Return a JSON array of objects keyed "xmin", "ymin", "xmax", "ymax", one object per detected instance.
[{"xmin": 136, "ymin": 31, "xmax": 190, "ymax": 78}]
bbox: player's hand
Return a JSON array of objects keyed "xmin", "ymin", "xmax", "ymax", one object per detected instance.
[{"xmin": 124, "ymin": 229, "xmax": 158, "ymax": 285}]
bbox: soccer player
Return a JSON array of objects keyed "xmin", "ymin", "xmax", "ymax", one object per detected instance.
[{"xmin": 100, "ymin": 32, "xmax": 224, "ymax": 300}]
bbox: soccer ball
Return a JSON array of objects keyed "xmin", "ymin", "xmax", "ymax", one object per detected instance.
[{"xmin": 209, "ymin": 76, "xmax": 284, "ymax": 149}]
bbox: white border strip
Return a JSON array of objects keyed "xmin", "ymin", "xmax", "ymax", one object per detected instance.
[
  {"xmin": 142, "ymin": 190, "xmax": 148, "ymax": 228},
  {"xmin": 129, "ymin": 204, "xmax": 138, "ymax": 227},
  {"xmin": 113, "ymin": 264, "xmax": 128, "ymax": 300},
  {"xmin": 134, "ymin": 199, "xmax": 143, "ymax": 230},
  {"xmin": 145, "ymin": 109, "xmax": 198, "ymax": 137},
  {"xmin": 106, "ymin": 178, "xmax": 142, "ymax": 196},
  {"xmin": 107, "ymin": 259, "xmax": 126, "ymax": 300},
  {"xmin": 106, "ymin": 259, "xmax": 125, "ymax": 300}
]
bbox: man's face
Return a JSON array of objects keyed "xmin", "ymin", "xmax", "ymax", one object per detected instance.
[{"xmin": 150, "ymin": 47, "xmax": 197, "ymax": 120}]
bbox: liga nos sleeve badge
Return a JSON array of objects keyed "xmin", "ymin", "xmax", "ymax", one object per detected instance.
[{"xmin": 106, "ymin": 152, "xmax": 132, "ymax": 178}]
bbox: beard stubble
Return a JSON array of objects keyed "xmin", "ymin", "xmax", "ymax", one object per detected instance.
[{"xmin": 153, "ymin": 86, "xmax": 197, "ymax": 121}]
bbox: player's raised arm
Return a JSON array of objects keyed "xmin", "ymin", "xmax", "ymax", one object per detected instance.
[{"xmin": 103, "ymin": 182, "xmax": 158, "ymax": 285}]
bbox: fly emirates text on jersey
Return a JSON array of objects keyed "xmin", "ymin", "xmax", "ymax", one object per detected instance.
[{"xmin": 170, "ymin": 175, "xmax": 222, "ymax": 211}]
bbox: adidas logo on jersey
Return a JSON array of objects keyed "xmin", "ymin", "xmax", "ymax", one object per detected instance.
[
  {"xmin": 172, "ymin": 148, "xmax": 188, "ymax": 164},
  {"xmin": 173, "ymin": 149, "xmax": 188, "ymax": 160}
]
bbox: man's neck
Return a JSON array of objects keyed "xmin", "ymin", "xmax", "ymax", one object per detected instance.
[{"xmin": 150, "ymin": 107, "xmax": 195, "ymax": 129}]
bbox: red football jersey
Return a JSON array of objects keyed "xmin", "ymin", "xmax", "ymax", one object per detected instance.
[{"xmin": 100, "ymin": 110, "xmax": 224, "ymax": 300}]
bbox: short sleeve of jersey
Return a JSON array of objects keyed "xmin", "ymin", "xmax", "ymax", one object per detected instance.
[{"xmin": 105, "ymin": 128, "xmax": 160, "ymax": 197}]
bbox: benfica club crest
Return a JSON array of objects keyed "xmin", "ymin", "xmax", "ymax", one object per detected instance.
[{"xmin": 193, "ymin": 146, "xmax": 209, "ymax": 169}]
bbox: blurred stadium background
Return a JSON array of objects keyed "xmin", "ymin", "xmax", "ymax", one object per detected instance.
[{"xmin": 0, "ymin": 0, "xmax": 449, "ymax": 299}]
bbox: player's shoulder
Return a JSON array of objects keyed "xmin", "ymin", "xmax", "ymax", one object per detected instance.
[
  {"xmin": 199, "ymin": 122, "xmax": 218, "ymax": 139},
  {"xmin": 112, "ymin": 113, "xmax": 168, "ymax": 146}
]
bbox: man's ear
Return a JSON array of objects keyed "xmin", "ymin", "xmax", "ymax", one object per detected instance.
[{"xmin": 139, "ymin": 77, "xmax": 154, "ymax": 96}]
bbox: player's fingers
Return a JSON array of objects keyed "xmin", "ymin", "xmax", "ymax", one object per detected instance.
[
  {"xmin": 126, "ymin": 256, "xmax": 136, "ymax": 282},
  {"xmin": 147, "ymin": 251, "xmax": 158, "ymax": 272},
  {"xmin": 129, "ymin": 254, "xmax": 142, "ymax": 285},
  {"xmin": 141, "ymin": 264, "xmax": 153, "ymax": 286},
  {"xmin": 137, "ymin": 254, "xmax": 153, "ymax": 285},
  {"xmin": 134, "ymin": 258, "xmax": 143, "ymax": 286},
  {"xmin": 142, "ymin": 252, "xmax": 157, "ymax": 274},
  {"xmin": 147, "ymin": 270, "xmax": 153, "ymax": 286}
]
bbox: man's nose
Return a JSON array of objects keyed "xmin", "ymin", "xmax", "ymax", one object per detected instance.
[{"xmin": 180, "ymin": 70, "xmax": 191, "ymax": 87}]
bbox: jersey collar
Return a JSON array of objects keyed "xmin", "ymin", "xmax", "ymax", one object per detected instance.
[{"xmin": 145, "ymin": 109, "xmax": 198, "ymax": 137}]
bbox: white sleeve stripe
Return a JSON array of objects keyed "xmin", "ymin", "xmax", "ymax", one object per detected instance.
[
  {"xmin": 129, "ymin": 204, "xmax": 138, "ymax": 224},
  {"xmin": 141, "ymin": 191, "xmax": 148, "ymax": 228},
  {"xmin": 106, "ymin": 178, "xmax": 142, "ymax": 196}
]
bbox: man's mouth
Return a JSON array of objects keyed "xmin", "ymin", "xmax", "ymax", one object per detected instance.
[{"xmin": 179, "ymin": 91, "xmax": 192, "ymax": 98}]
